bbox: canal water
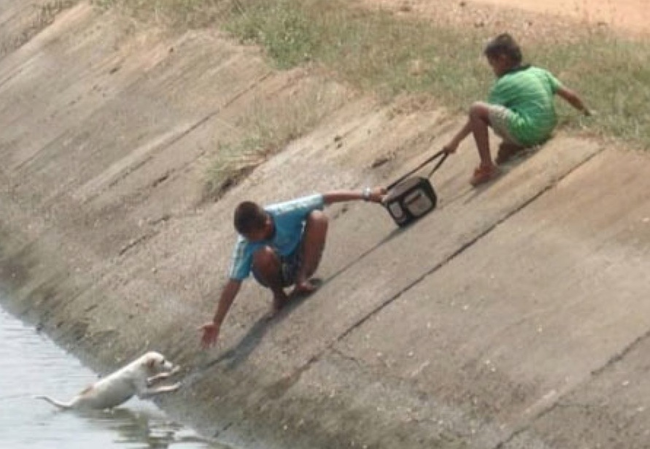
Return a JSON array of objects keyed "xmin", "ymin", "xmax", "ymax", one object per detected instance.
[{"xmin": 0, "ymin": 293, "xmax": 231, "ymax": 449}]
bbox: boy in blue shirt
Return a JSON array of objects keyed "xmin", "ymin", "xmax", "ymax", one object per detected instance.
[{"xmin": 200, "ymin": 187, "xmax": 386, "ymax": 348}]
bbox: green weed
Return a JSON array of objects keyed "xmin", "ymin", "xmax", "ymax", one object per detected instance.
[
  {"xmin": 82, "ymin": 0, "xmax": 650, "ymax": 204},
  {"xmin": 97, "ymin": 0, "xmax": 650, "ymax": 150}
]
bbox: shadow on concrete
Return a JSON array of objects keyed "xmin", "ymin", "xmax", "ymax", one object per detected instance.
[
  {"xmin": 444, "ymin": 147, "xmax": 540, "ymax": 206},
  {"xmin": 203, "ymin": 225, "xmax": 412, "ymax": 371}
]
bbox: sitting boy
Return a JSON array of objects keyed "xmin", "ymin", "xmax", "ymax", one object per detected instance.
[
  {"xmin": 443, "ymin": 33, "xmax": 591, "ymax": 186},
  {"xmin": 200, "ymin": 187, "xmax": 386, "ymax": 348}
]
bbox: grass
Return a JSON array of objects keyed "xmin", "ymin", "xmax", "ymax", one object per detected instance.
[
  {"xmin": 203, "ymin": 139, "xmax": 265, "ymax": 202},
  {"xmin": 223, "ymin": 0, "xmax": 650, "ymax": 147},
  {"xmin": 91, "ymin": 0, "xmax": 231, "ymax": 28},
  {"xmin": 225, "ymin": 1, "xmax": 490, "ymax": 101},
  {"xmin": 531, "ymin": 35, "xmax": 650, "ymax": 144},
  {"xmin": 88, "ymin": 0, "xmax": 649, "ymax": 193}
]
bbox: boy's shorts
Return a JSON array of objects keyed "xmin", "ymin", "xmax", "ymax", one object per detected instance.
[
  {"xmin": 252, "ymin": 246, "xmax": 302, "ymax": 288},
  {"xmin": 487, "ymin": 105, "xmax": 523, "ymax": 146}
]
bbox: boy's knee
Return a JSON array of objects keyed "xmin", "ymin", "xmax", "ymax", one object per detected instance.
[
  {"xmin": 469, "ymin": 102, "xmax": 490, "ymax": 119},
  {"xmin": 253, "ymin": 246, "xmax": 277, "ymax": 268},
  {"xmin": 306, "ymin": 210, "xmax": 328, "ymax": 232}
]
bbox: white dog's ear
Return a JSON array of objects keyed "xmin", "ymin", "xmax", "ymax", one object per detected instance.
[{"xmin": 147, "ymin": 358, "xmax": 156, "ymax": 369}]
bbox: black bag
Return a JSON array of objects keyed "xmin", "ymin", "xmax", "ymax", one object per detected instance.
[{"xmin": 384, "ymin": 149, "xmax": 448, "ymax": 227}]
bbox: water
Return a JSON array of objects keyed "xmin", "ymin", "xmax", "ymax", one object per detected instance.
[{"xmin": 0, "ymin": 300, "xmax": 230, "ymax": 449}]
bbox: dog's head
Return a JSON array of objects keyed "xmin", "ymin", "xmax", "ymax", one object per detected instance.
[{"xmin": 142, "ymin": 351, "xmax": 175, "ymax": 374}]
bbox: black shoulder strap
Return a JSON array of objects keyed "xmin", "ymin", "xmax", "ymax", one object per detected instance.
[{"xmin": 386, "ymin": 150, "xmax": 448, "ymax": 191}]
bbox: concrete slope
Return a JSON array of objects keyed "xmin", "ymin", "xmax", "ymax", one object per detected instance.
[
  {"xmin": 333, "ymin": 146, "xmax": 650, "ymax": 448},
  {"xmin": 0, "ymin": 2, "xmax": 649, "ymax": 449}
]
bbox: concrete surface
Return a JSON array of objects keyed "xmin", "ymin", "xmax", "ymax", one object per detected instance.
[{"xmin": 0, "ymin": 1, "xmax": 649, "ymax": 448}]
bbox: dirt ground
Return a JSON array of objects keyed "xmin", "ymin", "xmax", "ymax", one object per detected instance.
[
  {"xmin": 1, "ymin": 1, "xmax": 649, "ymax": 449},
  {"xmin": 477, "ymin": 0, "xmax": 648, "ymax": 35},
  {"xmin": 360, "ymin": 0, "xmax": 650, "ymax": 39}
]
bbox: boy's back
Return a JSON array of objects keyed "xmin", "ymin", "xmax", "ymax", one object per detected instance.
[{"xmin": 488, "ymin": 66, "xmax": 562, "ymax": 146}]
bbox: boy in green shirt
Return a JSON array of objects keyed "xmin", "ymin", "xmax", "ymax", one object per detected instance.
[{"xmin": 443, "ymin": 33, "xmax": 591, "ymax": 186}]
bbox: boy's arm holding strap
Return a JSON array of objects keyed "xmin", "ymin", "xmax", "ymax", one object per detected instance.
[{"xmin": 322, "ymin": 188, "xmax": 386, "ymax": 205}]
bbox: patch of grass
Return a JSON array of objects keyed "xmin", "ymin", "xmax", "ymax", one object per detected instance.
[
  {"xmin": 203, "ymin": 138, "xmax": 264, "ymax": 201},
  {"xmin": 99, "ymin": 0, "xmax": 650, "ymax": 155},
  {"xmin": 223, "ymin": 0, "xmax": 649, "ymax": 148},
  {"xmin": 532, "ymin": 35, "xmax": 650, "ymax": 145},
  {"xmin": 91, "ymin": 0, "xmax": 232, "ymax": 28},
  {"xmin": 227, "ymin": 1, "xmax": 489, "ymax": 103},
  {"xmin": 226, "ymin": 0, "xmax": 318, "ymax": 69}
]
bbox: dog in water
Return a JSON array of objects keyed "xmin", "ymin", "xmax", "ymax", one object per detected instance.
[{"xmin": 36, "ymin": 351, "xmax": 181, "ymax": 410}]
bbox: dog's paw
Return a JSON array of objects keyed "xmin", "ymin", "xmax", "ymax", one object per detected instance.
[{"xmin": 170, "ymin": 365, "xmax": 182, "ymax": 375}]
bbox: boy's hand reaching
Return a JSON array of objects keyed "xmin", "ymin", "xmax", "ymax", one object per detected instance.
[{"xmin": 199, "ymin": 322, "xmax": 220, "ymax": 349}]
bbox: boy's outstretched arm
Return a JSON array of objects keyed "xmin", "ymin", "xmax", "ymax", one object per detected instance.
[
  {"xmin": 322, "ymin": 187, "xmax": 386, "ymax": 205},
  {"xmin": 556, "ymin": 86, "xmax": 591, "ymax": 116},
  {"xmin": 200, "ymin": 278, "xmax": 242, "ymax": 348}
]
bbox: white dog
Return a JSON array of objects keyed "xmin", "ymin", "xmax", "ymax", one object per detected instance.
[{"xmin": 36, "ymin": 351, "xmax": 181, "ymax": 410}]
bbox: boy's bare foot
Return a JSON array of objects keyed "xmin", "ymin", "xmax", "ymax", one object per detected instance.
[
  {"xmin": 470, "ymin": 164, "xmax": 501, "ymax": 187},
  {"xmin": 291, "ymin": 278, "xmax": 322, "ymax": 298},
  {"xmin": 268, "ymin": 279, "xmax": 322, "ymax": 318},
  {"xmin": 271, "ymin": 291, "xmax": 290, "ymax": 315}
]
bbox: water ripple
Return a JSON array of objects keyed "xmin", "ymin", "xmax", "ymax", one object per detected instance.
[{"xmin": 0, "ymin": 302, "xmax": 228, "ymax": 449}]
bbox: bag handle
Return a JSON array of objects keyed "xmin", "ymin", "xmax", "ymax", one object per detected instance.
[{"xmin": 386, "ymin": 149, "xmax": 448, "ymax": 191}]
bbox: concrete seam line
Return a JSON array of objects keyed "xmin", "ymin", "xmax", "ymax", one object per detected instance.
[
  {"xmin": 257, "ymin": 146, "xmax": 610, "ymax": 391},
  {"xmin": 95, "ymin": 71, "xmax": 275, "ymax": 197},
  {"xmin": 591, "ymin": 327, "xmax": 650, "ymax": 378},
  {"xmin": 337, "ymin": 144, "xmax": 607, "ymax": 345}
]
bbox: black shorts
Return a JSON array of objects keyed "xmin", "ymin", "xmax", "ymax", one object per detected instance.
[{"xmin": 252, "ymin": 247, "xmax": 302, "ymax": 288}]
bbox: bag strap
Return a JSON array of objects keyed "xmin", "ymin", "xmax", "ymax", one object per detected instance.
[{"xmin": 386, "ymin": 149, "xmax": 448, "ymax": 191}]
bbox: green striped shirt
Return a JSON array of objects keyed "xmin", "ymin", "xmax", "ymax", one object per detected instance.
[{"xmin": 488, "ymin": 65, "xmax": 562, "ymax": 146}]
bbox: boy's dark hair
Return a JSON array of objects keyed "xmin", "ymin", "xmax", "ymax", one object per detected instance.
[
  {"xmin": 234, "ymin": 201, "xmax": 267, "ymax": 235},
  {"xmin": 484, "ymin": 33, "xmax": 522, "ymax": 65}
]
